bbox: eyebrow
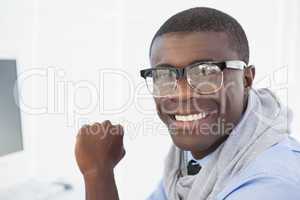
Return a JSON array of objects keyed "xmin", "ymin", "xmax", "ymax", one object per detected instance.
[{"xmin": 154, "ymin": 58, "xmax": 215, "ymax": 68}]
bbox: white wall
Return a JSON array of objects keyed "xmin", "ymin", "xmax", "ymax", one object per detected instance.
[
  {"xmin": 0, "ymin": 0, "xmax": 38, "ymax": 187},
  {"xmin": 1, "ymin": 0, "xmax": 299, "ymax": 199}
]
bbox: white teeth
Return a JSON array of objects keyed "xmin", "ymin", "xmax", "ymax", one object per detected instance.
[{"xmin": 175, "ymin": 112, "xmax": 208, "ymax": 121}]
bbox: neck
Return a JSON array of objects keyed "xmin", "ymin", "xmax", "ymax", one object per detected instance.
[{"xmin": 191, "ymin": 135, "xmax": 228, "ymax": 160}]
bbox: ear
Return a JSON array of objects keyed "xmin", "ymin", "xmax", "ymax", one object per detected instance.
[{"xmin": 244, "ymin": 65, "xmax": 255, "ymax": 88}]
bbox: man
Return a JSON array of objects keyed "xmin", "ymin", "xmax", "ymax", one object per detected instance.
[{"xmin": 74, "ymin": 7, "xmax": 300, "ymax": 200}]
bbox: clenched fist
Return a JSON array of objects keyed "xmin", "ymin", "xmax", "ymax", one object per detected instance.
[{"xmin": 75, "ymin": 120, "xmax": 126, "ymax": 177}]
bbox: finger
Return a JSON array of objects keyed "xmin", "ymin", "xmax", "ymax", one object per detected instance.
[
  {"xmin": 108, "ymin": 124, "xmax": 124, "ymax": 137},
  {"xmin": 77, "ymin": 124, "xmax": 90, "ymax": 137},
  {"xmin": 115, "ymin": 124, "xmax": 124, "ymax": 137},
  {"xmin": 120, "ymin": 147, "xmax": 126, "ymax": 159},
  {"xmin": 92, "ymin": 122, "xmax": 101, "ymax": 127},
  {"xmin": 89, "ymin": 122, "xmax": 103, "ymax": 136},
  {"xmin": 112, "ymin": 125, "xmax": 125, "ymax": 149},
  {"xmin": 102, "ymin": 120, "xmax": 112, "ymax": 127},
  {"xmin": 99, "ymin": 120, "xmax": 112, "ymax": 137}
]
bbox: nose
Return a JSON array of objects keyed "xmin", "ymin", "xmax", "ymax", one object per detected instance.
[{"xmin": 173, "ymin": 78, "xmax": 195, "ymax": 101}]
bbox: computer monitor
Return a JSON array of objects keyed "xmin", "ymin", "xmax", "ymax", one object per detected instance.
[
  {"xmin": 0, "ymin": 59, "xmax": 30, "ymax": 188},
  {"xmin": 0, "ymin": 59, "xmax": 23, "ymax": 156}
]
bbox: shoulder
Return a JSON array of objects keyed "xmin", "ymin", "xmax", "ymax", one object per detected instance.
[
  {"xmin": 146, "ymin": 180, "xmax": 167, "ymax": 200},
  {"xmin": 218, "ymin": 136, "xmax": 300, "ymax": 200},
  {"xmin": 242, "ymin": 136, "xmax": 300, "ymax": 181},
  {"xmin": 241, "ymin": 136, "xmax": 300, "ymax": 183}
]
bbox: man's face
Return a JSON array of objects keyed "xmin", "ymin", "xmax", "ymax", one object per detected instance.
[{"xmin": 150, "ymin": 31, "xmax": 249, "ymax": 154}]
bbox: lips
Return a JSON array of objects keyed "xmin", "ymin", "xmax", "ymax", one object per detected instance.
[{"xmin": 167, "ymin": 110, "xmax": 218, "ymax": 131}]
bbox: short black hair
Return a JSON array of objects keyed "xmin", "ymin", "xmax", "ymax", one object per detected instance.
[{"xmin": 149, "ymin": 7, "xmax": 249, "ymax": 64}]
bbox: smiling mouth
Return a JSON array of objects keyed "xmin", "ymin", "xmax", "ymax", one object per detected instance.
[{"xmin": 169, "ymin": 111, "xmax": 217, "ymax": 122}]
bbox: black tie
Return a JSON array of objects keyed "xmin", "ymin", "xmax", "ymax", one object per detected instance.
[{"xmin": 187, "ymin": 160, "xmax": 201, "ymax": 175}]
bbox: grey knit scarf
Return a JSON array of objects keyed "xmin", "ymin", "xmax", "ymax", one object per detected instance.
[{"xmin": 163, "ymin": 88, "xmax": 291, "ymax": 200}]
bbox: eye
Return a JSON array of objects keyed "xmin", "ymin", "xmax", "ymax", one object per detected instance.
[
  {"xmin": 186, "ymin": 63, "xmax": 223, "ymax": 94},
  {"xmin": 203, "ymin": 65, "xmax": 221, "ymax": 75},
  {"xmin": 190, "ymin": 64, "xmax": 221, "ymax": 76}
]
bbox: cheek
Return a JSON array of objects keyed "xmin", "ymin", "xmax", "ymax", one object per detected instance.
[
  {"xmin": 154, "ymin": 100, "xmax": 162, "ymax": 116},
  {"xmin": 220, "ymin": 73, "xmax": 245, "ymax": 121},
  {"xmin": 154, "ymin": 98, "xmax": 162, "ymax": 113},
  {"xmin": 154, "ymin": 100, "xmax": 169, "ymax": 123},
  {"xmin": 225, "ymin": 87, "xmax": 244, "ymax": 110}
]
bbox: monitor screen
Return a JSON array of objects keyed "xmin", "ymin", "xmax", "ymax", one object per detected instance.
[{"xmin": 0, "ymin": 60, "xmax": 23, "ymax": 157}]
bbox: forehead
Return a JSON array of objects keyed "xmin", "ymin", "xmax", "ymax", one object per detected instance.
[{"xmin": 150, "ymin": 31, "xmax": 239, "ymax": 68}]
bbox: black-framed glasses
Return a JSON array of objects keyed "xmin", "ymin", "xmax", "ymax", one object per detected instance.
[{"xmin": 140, "ymin": 60, "xmax": 248, "ymax": 97}]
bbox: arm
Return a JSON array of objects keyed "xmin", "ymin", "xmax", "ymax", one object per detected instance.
[
  {"xmin": 75, "ymin": 120, "xmax": 125, "ymax": 200},
  {"xmin": 83, "ymin": 168, "xmax": 118, "ymax": 200}
]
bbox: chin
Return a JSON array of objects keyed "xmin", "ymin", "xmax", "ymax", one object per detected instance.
[{"xmin": 169, "ymin": 130, "xmax": 220, "ymax": 152}]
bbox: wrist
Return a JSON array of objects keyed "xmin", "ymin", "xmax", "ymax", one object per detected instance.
[
  {"xmin": 83, "ymin": 166, "xmax": 119, "ymax": 200},
  {"xmin": 83, "ymin": 166, "xmax": 114, "ymax": 180}
]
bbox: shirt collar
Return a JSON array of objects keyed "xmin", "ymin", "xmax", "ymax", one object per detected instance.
[{"xmin": 187, "ymin": 151, "xmax": 213, "ymax": 167}]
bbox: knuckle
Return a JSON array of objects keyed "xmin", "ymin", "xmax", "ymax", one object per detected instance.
[
  {"xmin": 78, "ymin": 124, "xmax": 90, "ymax": 135},
  {"xmin": 114, "ymin": 124, "xmax": 123, "ymax": 132},
  {"xmin": 92, "ymin": 122, "xmax": 101, "ymax": 127},
  {"xmin": 115, "ymin": 124, "xmax": 123, "ymax": 129},
  {"xmin": 116, "ymin": 125, "xmax": 124, "ymax": 136},
  {"xmin": 89, "ymin": 124, "xmax": 102, "ymax": 135},
  {"xmin": 102, "ymin": 120, "xmax": 112, "ymax": 126},
  {"xmin": 110, "ymin": 125, "xmax": 124, "ymax": 137},
  {"xmin": 81, "ymin": 124, "xmax": 90, "ymax": 129},
  {"xmin": 121, "ymin": 148, "xmax": 126, "ymax": 158}
]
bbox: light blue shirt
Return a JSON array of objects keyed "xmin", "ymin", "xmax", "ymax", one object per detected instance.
[
  {"xmin": 147, "ymin": 135, "xmax": 300, "ymax": 200},
  {"xmin": 186, "ymin": 150, "xmax": 212, "ymax": 167}
]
